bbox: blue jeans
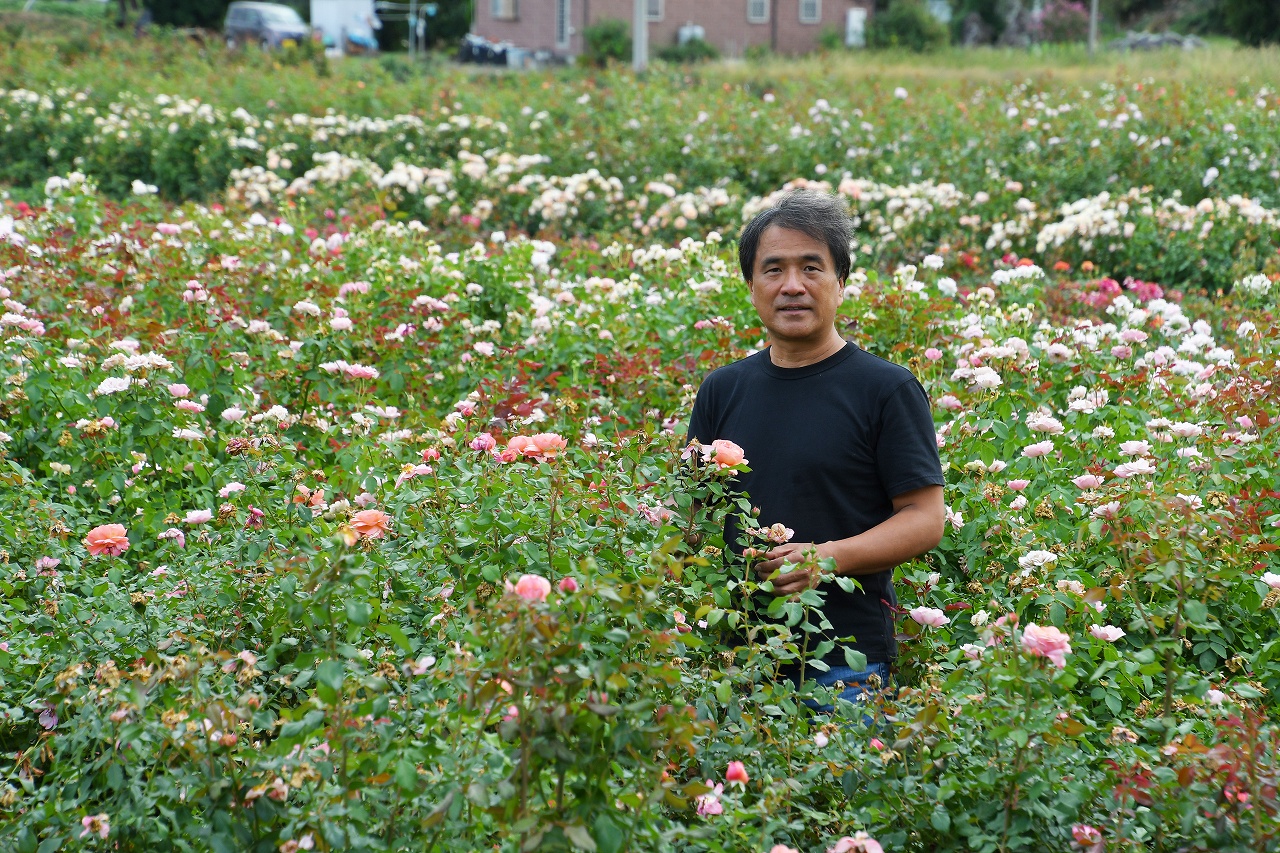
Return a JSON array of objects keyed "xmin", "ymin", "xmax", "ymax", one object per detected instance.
[{"xmin": 804, "ymin": 661, "xmax": 892, "ymax": 715}]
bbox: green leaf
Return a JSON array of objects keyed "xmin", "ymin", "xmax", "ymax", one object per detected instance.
[
  {"xmin": 714, "ymin": 680, "xmax": 733, "ymax": 705},
  {"xmin": 1009, "ymin": 728, "xmax": 1028, "ymax": 748},
  {"xmin": 345, "ymin": 600, "xmax": 371, "ymax": 626},
  {"xmin": 316, "ymin": 660, "xmax": 345, "ymax": 692},
  {"xmin": 395, "ymin": 759, "xmax": 419, "ymax": 793},
  {"xmin": 843, "ymin": 647, "xmax": 868, "ymax": 672},
  {"xmin": 1183, "ymin": 600, "xmax": 1208, "ymax": 624},
  {"xmin": 564, "ymin": 824, "xmax": 598, "ymax": 851},
  {"xmin": 383, "ymin": 623, "xmax": 413, "ymax": 654},
  {"xmin": 931, "ymin": 809, "xmax": 952, "ymax": 832},
  {"xmin": 593, "ymin": 814, "xmax": 625, "ymax": 853}
]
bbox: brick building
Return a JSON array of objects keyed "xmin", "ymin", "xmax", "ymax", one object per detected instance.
[{"xmin": 474, "ymin": 0, "xmax": 874, "ymax": 60}]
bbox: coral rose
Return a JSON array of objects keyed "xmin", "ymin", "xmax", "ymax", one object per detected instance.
[
  {"xmin": 708, "ymin": 439, "xmax": 746, "ymax": 468},
  {"xmin": 1022, "ymin": 623, "xmax": 1072, "ymax": 668},
  {"xmin": 84, "ymin": 524, "xmax": 130, "ymax": 557},
  {"xmin": 512, "ymin": 574, "xmax": 551, "ymax": 602},
  {"xmin": 350, "ymin": 509, "xmax": 392, "ymax": 540}
]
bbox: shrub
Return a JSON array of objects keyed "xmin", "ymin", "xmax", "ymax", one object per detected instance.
[
  {"xmin": 1033, "ymin": 0, "xmax": 1090, "ymax": 43},
  {"xmin": 581, "ymin": 18, "xmax": 631, "ymax": 67},
  {"xmin": 868, "ymin": 0, "xmax": 949, "ymax": 52},
  {"xmin": 817, "ymin": 24, "xmax": 845, "ymax": 52},
  {"xmin": 655, "ymin": 37, "xmax": 720, "ymax": 64},
  {"xmin": 744, "ymin": 42, "xmax": 775, "ymax": 62},
  {"xmin": 1220, "ymin": 0, "xmax": 1280, "ymax": 46}
]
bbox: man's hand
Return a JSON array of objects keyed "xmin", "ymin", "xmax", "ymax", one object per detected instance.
[{"xmin": 750, "ymin": 542, "xmax": 830, "ymax": 595}]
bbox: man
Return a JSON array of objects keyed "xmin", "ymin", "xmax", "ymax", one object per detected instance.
[{"xmin": 687, "ymin": 188, "xmax": 945, "ymax": 702}]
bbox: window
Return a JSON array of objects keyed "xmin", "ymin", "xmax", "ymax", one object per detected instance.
[
  {"xmin": 555, "ymin": 0, "xmax": 570, "ymax": 48},
  {"xmin": 491, "ymin": 0, "xmax": 517, "ymax": 20},
  {"xmin": 799, "ymin": 0, "xmax": 821, "ymax": 24},
  {"xmin": 747, "ymin": 0, "xmax": 769, "ymax": 24},
  {"xmin": 646, "ymin": 0, "xmax": 664, "ymax": 21}
]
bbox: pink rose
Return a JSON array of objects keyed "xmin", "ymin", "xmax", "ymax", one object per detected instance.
[
  {"xmin": 512, "ymin": 574, "xmax": 551, "ymax": 602},
  {"xmin": 557, "ymin": 576, "xmax": 579, "ymax": 594},
  {"xmin": 695, "ymin": 782, "xmax": 724, "ymax": 816},
  {"xmin": 1072, "ymin": 824, "xmax": 1103, "ymax": 846},
  {"xmin": 924, "ymin": 347, "xmax": 944, "ymax": 361},
  {"xmin": 1022, "ymin": 440, "xmax": 1054, "ymax": 458},
  {"xmin": 1007, "ymin": 479, "xmax": 1030, "ymax": 491},
  {"xmin": 166, "ymin": 383, "xmax": 190, "ymax": 398},
  {"xmin": 909, "ymin": 606, "xmax": 950, "ymax": 627},
  {"xmin": 1072, "ymin": 474, "xmax": 1104, "ymax": 489},
  {"xmin": 708, "ymin": 439, "xmax": 746, "ymax": 468},
  {"xmin": 828, "ymin": 832, "xmax": 884, "ymax": 853},
  {"xmin": 1089, "ymin": 625, "xmax": 1126, "ymax": 643},
  {"xmin": 1021, "ymin": 623, "xmax": 1072, "ymax": 668},
  {"xmin": 725, "ymin": 761, "xmax": 749, "ymax": 785}
]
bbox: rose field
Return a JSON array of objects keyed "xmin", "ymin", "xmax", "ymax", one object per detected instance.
[{"xmin": 1, "ymin": 30, "xmax": 1280, "ymax": 853}]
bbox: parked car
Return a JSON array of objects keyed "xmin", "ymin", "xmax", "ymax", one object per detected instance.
[{"xmin": 224, "ymin": 2, "xmax": 310, "ymax": 50}]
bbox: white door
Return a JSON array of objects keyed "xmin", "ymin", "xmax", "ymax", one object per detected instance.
[
  {"xmin": 556, "ymin": 0, "xmax": 571, "ymax": 49},
  {"xmin": 845, "ymin": 8, "xmax": 867, "ymax": 48}
]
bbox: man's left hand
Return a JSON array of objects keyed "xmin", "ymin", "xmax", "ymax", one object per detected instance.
[{"xmin": 751, "ymin": 542, "xmax": 831, "ymax": 595}]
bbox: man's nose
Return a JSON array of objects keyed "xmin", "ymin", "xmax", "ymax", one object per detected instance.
[{"xmin": 779, "ymin": 268, "xmax": 806, "ymax": 294}]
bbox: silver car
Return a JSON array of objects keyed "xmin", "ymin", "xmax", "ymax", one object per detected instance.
[{"xmin": 224, "ymin": 2, "xmax": 310, "ymax": 50}]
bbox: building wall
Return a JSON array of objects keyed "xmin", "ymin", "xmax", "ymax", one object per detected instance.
[{"xmin": 474, "ymin": 0, "xmax": 873, "ymax": 59}]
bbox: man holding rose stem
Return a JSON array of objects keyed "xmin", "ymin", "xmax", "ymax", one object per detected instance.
[{"xmin": 688, "ymin": 188, "xmax": 946, "ymax": 707}]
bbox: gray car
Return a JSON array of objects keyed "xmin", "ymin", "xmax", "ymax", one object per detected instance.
[{"xmin": 224, "ymin": 2, "xmax": 310, "ymax": 50}]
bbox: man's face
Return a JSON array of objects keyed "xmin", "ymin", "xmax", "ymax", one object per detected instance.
[{"xmin": 748, "ymin": 225, "xmax": 844, "ymax": 347}]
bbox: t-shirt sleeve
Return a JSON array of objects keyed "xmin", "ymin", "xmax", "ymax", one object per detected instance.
[{"xmin": 875, "ymin": 377, "xmax": 945, "ymax": 498}]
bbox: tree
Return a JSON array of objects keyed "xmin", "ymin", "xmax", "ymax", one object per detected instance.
[{"xmin": 1219, "ymin": 0, "xmax": 1280, "ymax": 45}]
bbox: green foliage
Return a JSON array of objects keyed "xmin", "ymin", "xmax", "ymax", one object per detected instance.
[
  {"xmin": 817, "ymin": 25, "xmax": 845, "ymax": 52},
  {"xmin": 1220, "ymin": 0, "xmax": 1280, "ymax": 46},
  {"xmin": 581, "ymin": 18, "xmax": 631, "ymax": 67},
  {"xmin": 148, "ymin": 0, "xmax": 232, "ymax": 29},
  {"xmin": 868, "ymin": 0, "xmax": 949, "ymax": 52},
  {"xmin": 951, "ymin": 0, "xmax": 1003, "ymax": 43},
  {"xmin": 2, "ymin": 48, "xmax": 1280, "ymax": 849},
  {"xmin": 655, "ymin": 37, "xmax": 720, "ymax": 64},
  {"xmin": 1034, "ymin": 0, "xmax": 1090, "ymax": 43}
]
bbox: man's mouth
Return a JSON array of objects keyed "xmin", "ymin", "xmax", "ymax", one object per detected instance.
[{"xmin": 777, "ymin": 305, "xmax": 810, "ymax": 313}]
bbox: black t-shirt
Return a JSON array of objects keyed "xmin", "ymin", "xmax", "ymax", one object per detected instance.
[{"xmin": 687, "ymin": 341, "xmax": 944, "ymax": 666}]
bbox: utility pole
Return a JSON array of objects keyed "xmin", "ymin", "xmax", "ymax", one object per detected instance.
[
  {"xmin": 632, "ymin": 0, "xmax": 648, "ymax": 72},
  {"xmin": 1088, "ymin": 0, "xmax": 1099, "ymax": 56}
]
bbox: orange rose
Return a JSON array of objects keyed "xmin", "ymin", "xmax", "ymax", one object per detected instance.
[
  {"xmin": 84, "ymin": 523, "xmax": 130, "ymax": 557},
  {"xmin": 350, "ymin": 509, "xmax": 391, "ymax": 540},
  {"xmin": 709, "ymin": 439, "xmax": 746, "ymax": 468}
]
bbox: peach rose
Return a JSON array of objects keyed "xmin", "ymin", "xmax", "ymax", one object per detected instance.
[
  {"xmin": 512, "ymin": 574, "xmax": 551, "ymax": 602},
  {"xmin": 506, "ymin": 435, "xmax": 539, "ymax": 458},
  {"xmin": 708, "ymin": 439, "xmax": 746, "ymax": 468},
  {"xmin": 84, "ymin": 524, "xmax": 130, "ymax": 557},
  {"xmin": 350, "ymin": 509, "xmax": 392, "ymax": 540},
  {"xmin": 530, "ymin": 432, "xmax": 568, "ymax": 457}
]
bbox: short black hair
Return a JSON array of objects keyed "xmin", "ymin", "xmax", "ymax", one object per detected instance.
[{"xmin": 738, "ymin": 189, "xmax": 854, "ymax": 284}]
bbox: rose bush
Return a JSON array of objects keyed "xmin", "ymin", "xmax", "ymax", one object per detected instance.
[{"xmin": 0, "ymin": 41, "xmax": 1278, "ymax": 853}]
